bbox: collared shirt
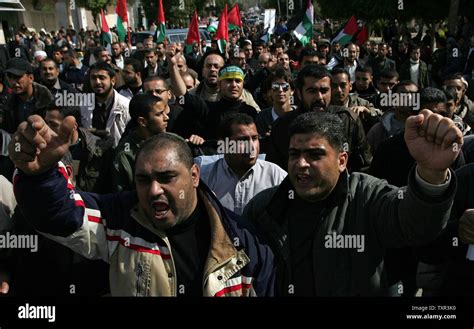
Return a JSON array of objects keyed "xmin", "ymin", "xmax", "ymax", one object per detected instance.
[
  {"xmin": 114, "ymin": 55, "xmax": 124, "ymax": 69},
  {"xmin": 199, "ymin": 158, "xmax": 287, "ymax": 215},
  {"xmin": 271, "ymin": 108, "xmax": 279, "ymax": 121}
]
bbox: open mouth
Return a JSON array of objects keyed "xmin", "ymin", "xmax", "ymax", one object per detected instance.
[
  {"xmin": 296, "ymin": 174, "xmax": 312, "ymax": 186},
  {"xmin": 152, "ymin": 201, "xmax": 170, "ymax": 220}
]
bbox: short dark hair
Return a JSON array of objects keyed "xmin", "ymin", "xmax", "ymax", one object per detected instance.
[
  {"xmin": 420, "ymin": 87, "xmax": 447, "ymax": 108},
  {"xmin": 296, "ymin": 64, "xmax": 331, "ymax": 91},
  {"xmin": 444, "ymin": 86, "xmax": 458, "ymax": 103},
  {"xmin": 41, "ymin": 58, "xmax": 58, "ymax": 69},
  {"xmin": 266, "ymin": 67, "xmax": 295, "ymax": 89},
  {"xmin": 356, "ymin": 66, "xmax": 372, "ymax": 75},
  {"xmin": 289, "ymin": 112, "xmax": 345, "ymax": 152},
  {"xmin": 143, "ymin": 76, "xmax": 169, "ymax": 88},
  {"xmin": 393, "ymin": 80, "xmax": 418, "ymax": 93},
  {"xmin": 217, "ymin": 113, "xmax": 255, "ymax": 139},
  {"xmin": 89, "ymin": 62, "xmax": 116, "ymax": 78},
  {"xmin": 331, "ymin": 67, "xmax": 350, "ymax": 80},
  {"xmin": 124, "ymin": 58, "xmax": 143, "ymax": 74},
  {"xmin": 380, "ymin": 69, "xmax": 399, "ymax": 80},
  {"xmin": 46, "ymin": 103, "xmax": 82, "ymax": 127},
  {"xmin": 136, "ymin": 133, "xmax": 194, "ymax": 169},
  {"xmin": 129, "ymin": 94, "xmax": 163, "ymax": 124},
  {"xmin": 298, "ymin": 48, "xmax": 321, "ymax": 63}
]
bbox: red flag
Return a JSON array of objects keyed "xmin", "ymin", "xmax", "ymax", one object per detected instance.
[
  {"xmin": 215, "ymin": 4, "xmax": 228, "ymax": 54},
  {"xmin": 115, "ymin": 0, "xmax": 128, "ymax": 22},
  {"xmin": 344, "ymin": 16, "xmax": 358, "ymax": 35},
  {"xmin": 228, "ymin": 4, "xmax": 242, "ymax": 30},
  {"xmin": 156, "ymin": 0, "xmax": 166, "ymax": 43},
  {"xmin": 186, "ymin": 9, "xmax": 200, "ymax": 46},
  {"xmin": 115, "ymin": 0, "xmax": 130, "ymax": 42},
  {"xmin": 355, "ymin": 26, "xmax": 368, "ymax": 45}
]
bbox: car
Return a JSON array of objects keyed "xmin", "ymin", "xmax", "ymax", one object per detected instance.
[{"xmin": 131, "ymin": 28, "xmax": 211, "ymax": 46}]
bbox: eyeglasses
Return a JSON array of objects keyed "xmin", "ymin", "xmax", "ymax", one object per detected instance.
[
  {"xmin": 146, "ymin": 89, "xmax": 169, "ymax": 95},
  {"xmin": 271, "ymin": 82, "xmax": 290, "ymax": 92}
]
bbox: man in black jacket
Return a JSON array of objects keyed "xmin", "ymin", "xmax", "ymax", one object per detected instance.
[
  {"xmin": 243, "ymin": 110, "xmax": 462, "ymax": 296},
  {"xmin": 265, "ymin": 64, "xmax": 372, "ymax": 172}
]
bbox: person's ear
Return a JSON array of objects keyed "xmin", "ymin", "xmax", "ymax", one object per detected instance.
[
  {"xmin": 338, "ymin": 151, "xmax": 348, "ymax": 173},
  {"xmin": 110, "ymin": 76, "xmax": 116, "ymax": 87},
  {"xmin": 137, "ymin": 116, "xmax": 147, "ymax": 128},
  {"xmin": 190, "ymin": 163, "xmax": 200, "ymax": 187}
]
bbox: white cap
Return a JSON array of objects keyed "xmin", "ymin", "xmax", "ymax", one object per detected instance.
[{"xmin": 34, "ymin": 50, "xmax": 47, "ymax": 59}]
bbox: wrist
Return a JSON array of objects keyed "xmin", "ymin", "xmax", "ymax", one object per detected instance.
[{"xmin": 416, "ymin": 166, "xmax": 449, "ymax": 185}]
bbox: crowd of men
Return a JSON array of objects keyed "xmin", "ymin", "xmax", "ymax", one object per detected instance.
[{"xmin": 0, "ymin": 16, "xmax": 474, "ymax": 297}]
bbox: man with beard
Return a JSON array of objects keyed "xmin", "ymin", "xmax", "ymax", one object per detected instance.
[
  {"xmin": 118, "ymin": 58, "xmax": 143, "ymax": 99},
  {"xmin": 1, "ymin": 58, "xmax": 53, "ymax": 133},
  {"xmin": 40, "ymin": 58, "xmax": 78, "ymax": 97},
  {"xmin": 243, "ymin": 110, "xmax": 462, "ymax": 296},
  {"xmin": 188, "ymin": 50, "xmax": 260, "ymax": 111},
  {"xmin": 9, "ymin": 120, "xmax": 275, "ymax": 296},
  {"xmin": 82, "ymin": 62, "xmax": 130, "ymax": 147},
  {"xmin": 265, "ymin": 64, "xmax": 372, "ymax": 172},
  {"xmin": 168, "ymin": 51, "xmax": 259, "ymax": 141}
]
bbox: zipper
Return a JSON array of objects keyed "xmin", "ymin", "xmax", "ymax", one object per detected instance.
[{"xmin": 136, "ymin": 263, "xmax": 144, "ymax": 296}]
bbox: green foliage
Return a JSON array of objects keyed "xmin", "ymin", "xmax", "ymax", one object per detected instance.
[
  {"xmin": 318, "ymin": 0, "xmax": 451, "ymax": 22},
  {"xmin": 75, "ymin": 0, "xmax": 111, "ymax": 18}
]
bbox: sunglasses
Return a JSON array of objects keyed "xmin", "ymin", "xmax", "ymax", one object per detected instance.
[
  {"xmin": 146, "ymin": 89, "xmax": 169, "ymax": 95},
  {"xmin": 271, "ymin": 82, "xmax": 290, "ymax": 92}
]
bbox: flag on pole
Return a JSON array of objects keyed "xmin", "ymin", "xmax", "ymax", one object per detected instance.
[
  {"xmin": 185, "ymin": 9, "xmax": 200, "ymax": 54},
  {"xmin": 292, "ymin": 0, "xmax": 314, "ymax": 46},
  {"xmin": 207, "ymin": 20, "xmax": 218, "ymax": 33},
  {"xmin": 215, "ymin": 4, "xmax": 228, "ymax": 54},
  {"xmin": 156, "ymin": 0, "xmax": 166, "ymax": 43},
  {"xmin": 100, "ymin": 8, "xmax": 112, "ymax": 52},
  {"xmin": 354, "ymin": 26, "xmax": 369, "ymax": 45},
  {"xmin": 115, "ymin": 0, "xmax": 129, "ymax": 42},
  {"xmin": 228, "ymin": 4, "xmax": 242, "ymax": 32},
  {"xmin": 331, "ymin": 16, "xmax": 358, "ymax": 46}
]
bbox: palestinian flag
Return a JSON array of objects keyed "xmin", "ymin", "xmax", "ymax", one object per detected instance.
[
  {"xmin": 215, "ymin": 4, "xmax": 228, "ymax": 54},
  {"xmin": 115, "ymin": 0, "xmax": 129, "ymax": 42},
  {"xmin": 207, "ymin": 20, "xmax": 218, "ymax": 33},
  {"xmin": 228, "ymin": 4, "xmax": 242, "ymax": 32},
  {"xmin": 292, "ymin": 0, "xmax": 314, "ymax": 46},
  {"xmin": 354, "ymin": 26, "xmax": 369, "ymax": 45},
  {"xmin": 100, "ymin": 9, "xmax": 112, "ymax": 52},
  {"xmin": 185, "ymin": 9, "xmax": 200, "ymax": 54},
  {"xmin": 331, "ymin": 16, "xmax": 358, "ymax": 46},
  {"xmin": 156, "ymin": 0, "xmax": 166, "ymax": 43}
]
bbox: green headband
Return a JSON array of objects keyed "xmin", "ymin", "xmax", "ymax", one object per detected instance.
[{"xmin": 218, "ymin": 66, "xmax": 245, "ymax": 81}]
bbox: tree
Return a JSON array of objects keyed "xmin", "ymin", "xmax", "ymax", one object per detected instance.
[{"xmin": 75, "ymin": 0, "xmax": 113, "ymax": 29}]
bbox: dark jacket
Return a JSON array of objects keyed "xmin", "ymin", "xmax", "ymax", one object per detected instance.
[
  {"xmin": 242, "ymin": 168, "xmax": 457, "ymax": 296},
  {"xmin": 399, "ymin": 59, "xmax": 430, "ymax": 89},
  {"xmin": 265, "ymin": 105, "xmax": 373, "ymax": 172},
  {"xmin": 0, "ymin": 82, "xmax": 54, "ymax": 133},
  {"xmin": 73, "ymin": 128, "xmax": 115, "ymax": 193},
  {"xmin": 415, "ymin": 163, "xmax": 474, "ymax": 296}
]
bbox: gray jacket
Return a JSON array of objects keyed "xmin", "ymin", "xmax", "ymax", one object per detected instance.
[{"xmin": 242, "ymin": 168, "xmax": 456, "ymax": 296}]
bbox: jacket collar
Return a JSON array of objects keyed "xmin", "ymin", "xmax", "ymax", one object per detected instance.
[
  {"xmin": 130, "ymin": 182, "xmax": 247, "ymax": 271},
  {"xmin": 266, "ymin": 170, "xmax": 350, "ymax": 227}
]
